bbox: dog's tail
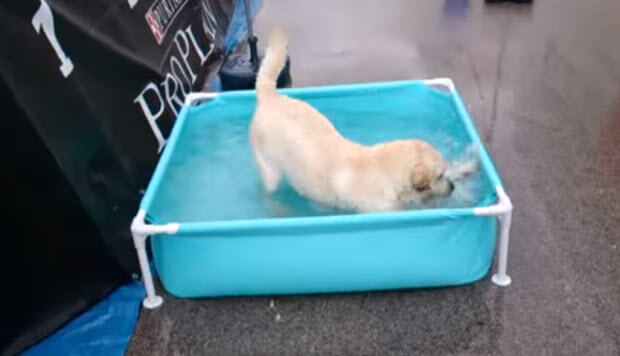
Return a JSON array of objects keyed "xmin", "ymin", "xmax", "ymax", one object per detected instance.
[{"xmin": 256, "ymin": 27, "xmax": 287, "ymax": 101}]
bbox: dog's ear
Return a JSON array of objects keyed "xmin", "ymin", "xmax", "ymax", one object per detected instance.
[{"xmin": 410, "ymin": 163, "xmax": 431, "ymax": 191}]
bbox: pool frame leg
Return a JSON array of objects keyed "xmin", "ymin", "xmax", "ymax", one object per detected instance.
[
  {"xmin": 492, "ymin": 207, "xmax": 512, "ymax": 286},
  {"xmin": 131, "ymin": 210, "xmax": 179, "ymax": 309},
  {"xmin": 474, "ymin": 186, "xmax": 513, "ymax": 287}
]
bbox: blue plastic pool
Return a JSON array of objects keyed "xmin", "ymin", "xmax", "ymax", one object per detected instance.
[{"xmin": 133, "ymin": 79, "xmax": 511, "ymax": 301}]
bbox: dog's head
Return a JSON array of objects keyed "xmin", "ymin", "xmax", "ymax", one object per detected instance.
[
  {"xmin": 400, "ymin": 140, "xmax": 454, "ymax": 200},
  {"xmin": 410, "ymin": 155, "xmax": 453, "ymax": 198},
  {"xmin": 374, "ymin": 140, "xmax": 454, "ymax": 202}
]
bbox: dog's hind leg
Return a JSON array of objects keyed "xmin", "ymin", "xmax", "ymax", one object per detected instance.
[{"xmin": 253, "ymin": 150, "xmax": 281, "ymax": 193}]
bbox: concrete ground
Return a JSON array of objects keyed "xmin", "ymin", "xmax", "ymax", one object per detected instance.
[{"xmin": 128, "ymin": 1, "xmax": 620, "ymax": 354}]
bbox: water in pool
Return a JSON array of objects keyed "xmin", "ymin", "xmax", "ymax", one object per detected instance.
[{"xmin": 147, "ymin": 86, "xmax": 495, "ymax": 224}]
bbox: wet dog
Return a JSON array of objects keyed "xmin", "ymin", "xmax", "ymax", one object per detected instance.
[{"xmin": 249, "ymin": 28, "xmax": 454, "ymax": 213}]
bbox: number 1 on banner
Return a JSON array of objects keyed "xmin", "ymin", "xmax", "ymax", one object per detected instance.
[{"xmin": 32, "ymin": 0, "xmax": 74, "ymax": 78}]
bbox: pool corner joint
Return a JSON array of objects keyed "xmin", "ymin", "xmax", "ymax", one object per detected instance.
[
  {"xmin": 130, "ymin": 210, "xmax": 178, "ymax": 309},
  {"xmin": 424, "ymin": 77, "xmax": 456, "ymax": 93},
  {"xmin": 184, "ymin": 92, "xmax": 219, "ymax": 106},
  {"xmin": 474, "ymin": 186, "xmax": 513, "ymax": 287}
]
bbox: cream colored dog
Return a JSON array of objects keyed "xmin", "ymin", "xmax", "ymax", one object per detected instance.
[{"xmin": 249, "ymin": 28, "xmax": 454, "ymax": 213}]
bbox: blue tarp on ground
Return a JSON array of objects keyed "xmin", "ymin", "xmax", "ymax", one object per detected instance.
[{"xmin": 21, "ymin": 282, "xmax": 145, "ymax": 356}]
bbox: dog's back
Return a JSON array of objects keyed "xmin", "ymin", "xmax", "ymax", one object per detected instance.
[{"xmin": 250, "ymin": 28, "xmax": 357, "ymax": 204}]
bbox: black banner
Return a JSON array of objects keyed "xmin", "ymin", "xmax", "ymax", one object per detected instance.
[
  {"xmin": 0, "ymin": 0, "xmax": 235, "ymax": 274},
  {"xmin": 0, "ymin": 0, "xmax": 237, "ymax": 353}
]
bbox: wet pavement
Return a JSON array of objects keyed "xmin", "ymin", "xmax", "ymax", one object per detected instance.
[{"xmin": 128, "ymin": 1, "xmax": 620, "ymax": 354}]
